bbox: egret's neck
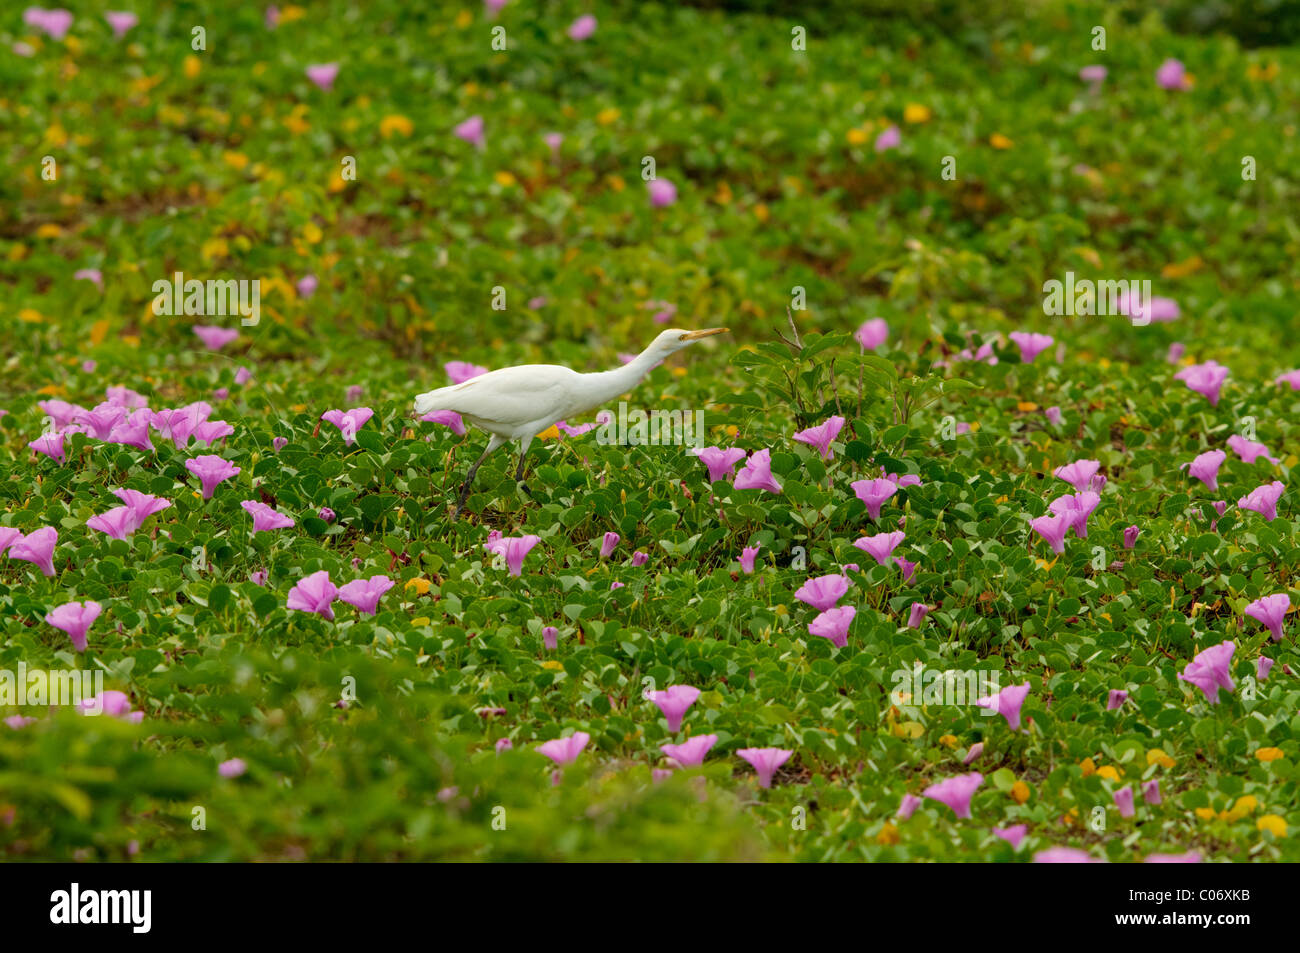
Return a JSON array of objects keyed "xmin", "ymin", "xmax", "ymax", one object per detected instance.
[{"xmin": 580, "ymin": 345, "xmax": 668, "ymax": 408}]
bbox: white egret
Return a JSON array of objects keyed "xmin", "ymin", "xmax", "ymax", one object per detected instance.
[{"xmin": 415, "ymin": 327, "xmax": 729, "ymax": 517}]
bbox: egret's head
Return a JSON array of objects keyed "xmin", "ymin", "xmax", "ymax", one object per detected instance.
[{"xmin": 651, "ymin": 327, "xmax": 729, "ymax": 356}]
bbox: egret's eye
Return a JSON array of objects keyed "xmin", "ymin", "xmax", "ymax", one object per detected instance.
[{"xmin": 678, "ymin": 333, "xmax": 690, "ymax": 341}]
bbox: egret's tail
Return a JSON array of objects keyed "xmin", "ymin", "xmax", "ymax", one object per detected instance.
[{"xmin": 414, "ymin": 385, "xmax": 457, "ymax": 416}]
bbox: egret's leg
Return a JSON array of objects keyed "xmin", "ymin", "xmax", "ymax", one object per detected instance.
[
  {"xmin": 452, "ymin": 434, "xmax": 505, "ymax": 519},
  {"xmin": 514, "ymin": 435, "xmax": 535, "ymax": 496}
]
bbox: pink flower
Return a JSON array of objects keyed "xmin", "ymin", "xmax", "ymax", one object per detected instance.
[
  {"xmin": 105, "ymin": 386, "xmax": 147, "ymax": 409},
  {"xmin": 1107, "ymin": 689, "xmax": 1128, "ymax": 710},
  {"xmin": 320, "ymin": 407, "xmax": 374, "ymax": 446},
  {"xmin": 1174, "ymin": 360, "xmax": 1229, "ymax": 405},
  {"xmin": 739, "ymin": 544, "xmax": 761, "ymax": 574},
  {"xmin": 850, "ymin": 478, "xmax": 898, "ymax": 520},
  {"xmin": 1227, "ymin": 435, "xmax": 1279, "ymax": 465},
  {"xmin": 218, "ymin": 758, "xmax": 247, "ymax": 779},
  {"xmin": 287, "ymin": 570, "xmax": 339, "ymax": 621},
  {"xmin": 793, "ymin": 415, "xmax": 845, "ymax": 460},
  {"xmin": 809, "ymin": 606, "xmax": 855, "ymax": 648},
  {"xmin": 1186, "ymin": 449, "xmax": 1226, "ymax": 490},
  {"xmin": 1168, "ymin": 342, "xmax": 1186, "ymax": 364},
  {"xmin": 338, "ymin": 575, "xmax": 395, "ymax": 615},
  {"xmin": 74, "ymin": 267, "xmax": 103, "ymax": 286},
  {"xmin": 1178, "ymin": 640, "xmax": 1236, "ymax": 703},
  {"xmin": 45, "ymin": 601, "xmax": 101, "ymax": 652},
  {"xmin": 1009, "ymin": 331, "xmax": 1054, "ymax": 363},
  {"xmin": 649, "ymin": 685, "xmax": 700, "ymax": 732},
  {"xmin": 567, "ymin": 14, "xmax": 597, "ymax": 40},
  {"xmin": 1244, "ymin": 594, "xmax": 1290, "ymax": 642},
  {"xmin": 692, "ymin": 446, "xmax": 747, "ymax": 483},
  {"xmin": 250, "ymin": 570, "xmax": 268, "ymax": 586},
  {"xmin": 23, "ymin": 7, "xmax": 73, "ymax": 40},
  {"xmin": 976, "ymin": 682, "xmax": 1031, "ymax": 731},
  {"xmin": 1238, "ymin": 481, "xmax": 1285, "ymax": 521},
  {"xmin": 86, "ymin": 506, "xmax": 137, "ymax": 540},
  {"xmin": 108, "ymin": 409, "xmax": 155, "ymax": 451},
  {"xmin": 111, "ymin": 489, "xmax": 171, "ymax": 531},
  {"xmin": 922, "ymin": 772, "xmax": 984, "ymax": 819},
  {"xmin": 994, "ymin": 825, "xmax": 1028, "ymax": 850},
  {"xmin": 454, "ymin": 115, "xmax": 486, "ymax": 150},
  {"xmin": 1045, "ymin": 406, "xmax": 1062, "ymax": 426},
  {"xmin": 1145, "ymin": 851, "xmax": 1202, "ymax": 863},
  {"xmin": 79, "ymin": 691, "xmax": 142, "ymax": 722},
  {"xmin": 543, "ymin": 132, "xmax": 563, "ymax": 157},
  {"xmin": 0, "ymin": 528, "xmax": 21, "ymax": 558},
  {"xmin": 1258, "ymin": 656, "xmax": 1274, "ymax": 681},
  {"xmin": 1156, "ymin": 58, "xmax": 1188, "ymax": 90},
  {"xmin": 272, "ymin": 436, "xmax": 288, "ymax": 452},
  {"xmin": 873, "ymin": 125, "xmax": 901, "ymax": 153},
  {"xmin": 495, "ymin": 738, "xmax": 513, "ymax": 753},
  {"xmin": 1033, "ymin": 846, "xmax": 1097, "ymax": 863},
  {"xmin": 422, "ymin": 410, "xmax": 466, "ymax": 436},
  {"xmin": 1053, "ymin": 458, "xmax": 1099, "ymax": 492},
  {"xmin": 305, "ymin": 62, "xmax": 340, "ymax": 91},
  {"xmin": 647, "ymin": 178, "xmax": 677, "ymax": 207},
  {"xmin": 1275, "ymin": 370, "xmax": 1300, "ymax": 391},
  {"xmin": 1029, "ymin": 512, "xmax": 1070, "ymax": 555},
  {"xmin": 631, "ymin": 550, "xmax": 649, "ymax": 567},
  {"xmin": 191, "ymin": 420, "xmax": 233, "ymax": 447},
  {"xmin": 445, "ymin": 361, "xmax": 488, "ymax": 383},
  {"xmin": 661, "ymin": 734, "xmax": 717, "ymax": 768},
  {"xmin": 1079, "ymin": 65, "xmax": 1107, "ymax": 83},
  {"xmin": 795, "ymin": 573, "xmax": 850, "ymax": 612},
  {"xmin": 896, "ymin": 793, "xmax": 922, "ymax": 820},
  {"xmin": 29, "ymin": 432, "xmax": 65, "ymax": 462},
  {"xmin": 193, "ymin": 325, "xmax": 240, "ymax": 350},
  {"xmin": 1118, "ymin": 292, "xmax": 1181, "ymax": 323},
  {"xmin": 104, "ymin": 11, "xmax": 137, "ymax": 37},
  {"xmin": 185, "ymin": 455, "xmax": 240, "ymax": 499},
  {"xmin": 1048, "ymin": 491, "xmax": 1100, "ymax": 538},
  {"xmin": 1113, "ymin": 786, "xmax": 1135, "ymax": 818},
  {"xmin": 600, "ymin": 531, "xmax": 620, "ymax": 558},
  {"xmin": 895, "ymin": 556, "xmax": 918, "ymax": 581},
  {"xmin": 537, "ymin": 732, "xmax": 589, "ymax": 765},
  {"xmin": 1123, "ymin": 525, "xmax": 1140, "ymax": 549},
  {"xmin": 963, "ymin": 742, "xmax": 984, "ymax": 765},
  {"xmin": 734, "ymin": 449, "xmax": 782, "ymax": 493},
  {"xmin": 853, "ymin": 531, "xmax": 905, "ymax": 565},
  {"xmin": 737, "ymin": 747, "xmax": 792, "ymax": 789},
  {"xmin": 907, "ymin": 602, "xmax": 929, "ymax": 628},
  {"xmin": 297, "ymin": 274, "xmax": 318, "ymax": 298},
  {"xmin": 8, "ymin": 527, "xmax": 58, "ymax": 576},
  {"xmin": 542, "ymin": 625, "xmax": 559, "ymax": 650},
  {"xmin": 487, "ymin": 534, "xmax": 541, "ymax": 577},
  {"xmin": 1143, "ymin": 779, "xmax": 1162, "ymax": 805}
]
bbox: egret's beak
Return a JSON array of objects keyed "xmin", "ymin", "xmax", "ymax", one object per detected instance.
[{"xmin": 679, "ymin": 328, "xmax": 729, "ymax": 341}]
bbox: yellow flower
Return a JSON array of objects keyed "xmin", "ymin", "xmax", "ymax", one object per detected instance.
[
  {"xmin": 279, "ymin": 5, "xmax": 306, "ymax": 23},
  {"xmin": 876, "ymin": 822, "xmax": 900, "ymax": 845},
  {"xmin": 1079, "ymin": 757, "xmax": 1096, "ymax": 777},
  {"xmin": 200, "ymin": 237, "xmax": 228, "ymax": 262},
  {"xmin": 1147, "ymin": 749, "xmax": 1175, "ymax": 769},
  {"xmin": 903, "ymin": 103, "xmax": 931, "ymax": 124},
  {"xmin": 1256, "ymin": 747, "xmax": 1285, "ymax": 762},
  {"xmin": 939, "ymin": 734, "xmax": 957, "ymax": 748},
  {"xmin": 1017, "ymin": 401, "xmax": 1038, "ymax": 412},
  {"xmin": 606, "ymin": 174, "xmax": 625, "ymax": 192},
  {"xmin": 1194, "ymin": 807, "xmax": 1216, "ymax": 821},
  {"xmin": 1247, "ymin": 62, "xmax": 1279, "ymax": 81},
  {"xmin": 44, "ymin": 123, "xmax": 68, "ymax": 148},
  {"xmin": 846, "ymin": 128, "xmax": 869, "ymax": 145},
  {"xmin": 223, "ymin": 151, "xmax": 249, "ymax": 170},
  {"xmin": 597, "ymin": 107, "xmax": 620, "ymax": 125},
  {"xmin": 380, "ymin": 114, "xmax": 414, "ymax": 138},
  {"xmin": 455, "ymin": 9, "xmax": 473, "ymax": 28},
  {"xmin": 1096, "ymin": 765, "xmax": 1122, "ymax": 781},
  {"xmin": 494, "ymin": 171, "xmax": 517, "ymax": 188},
  {"xmin": 1258, "ymin": 815, "xmax": 1287, "ymax": 837},
  {"xmin": 184, "ymin": 55, "xmax": 201, "ymax": 79},
  {"xmin": 753, "ymin": 203, "xmax": 769, "ymax": 222},
  {"xmin": 404, "ymin": 578, "xmax": 432, "ymax": 595},
  {"xmin": 34, "ymin": 224, "xmax": 63, "ymax": 238},
  {"xmin": 1161, "ymin": 255, "xmax": 1203, "ymax": 279},
  {"xmin": 989, "ymin": 133, "xmax": 1014, "ymax": 150},
  {"xmin": 539, "ymin": 660, "xmax": 564, "ymax": 671},
  {"xmin": 302, "ymin": 222, "xmax": 323, "ymax": 244},
  {"xmin": 1011, "ymin": 781, "xmax": 1030, "ymax": 804},
  {"xmin": 1232, "ymin": 795, "xmax": 1258, "ymax": 814}
]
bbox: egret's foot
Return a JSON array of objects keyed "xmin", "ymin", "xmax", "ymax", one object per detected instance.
[{"xmin": 519, "ymin": 482, "xmax": 536, "ymax": 499}]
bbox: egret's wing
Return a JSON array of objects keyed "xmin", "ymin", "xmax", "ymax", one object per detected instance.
[{"xmin": 416, "ymin": 365, "xmax": 579, "ymax": 428}]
